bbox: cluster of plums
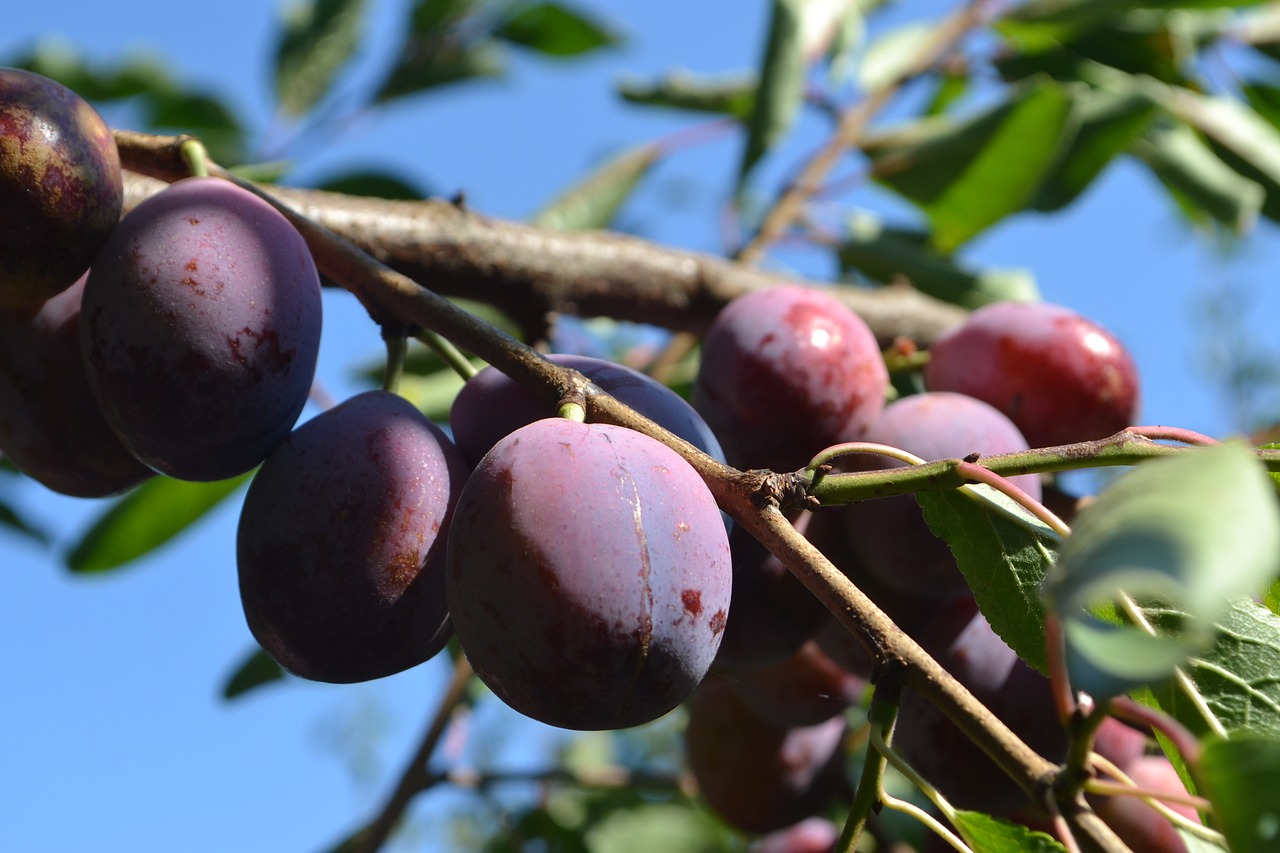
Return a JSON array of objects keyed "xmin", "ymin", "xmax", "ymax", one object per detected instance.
[{"xmin": 1, "ymin": 67, "xmax": 1195, "ymax": 849}]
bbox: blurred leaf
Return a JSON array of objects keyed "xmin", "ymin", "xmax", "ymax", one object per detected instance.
[
  {"xmin": 996, "ymin": 0, "xmax": 1132, "ymax": 52},
  {"xmin": 1031, "ymin": 86, "xmax": 1157, "ymax": 211},
  {"xmin": 617, "ymin": 71, "xmax": 757, "ymax": 120},
  {"xmin": 584, "ymin": 802, "xmax": 734, "ymax": 853},
  {"xmin": 1165, "ymin": 86, "xmax": 1280, "ymax": 195},
  {"xmin": 1243, "ymin": 81, "xmax": 1280, "ymax": 131},
  {"xmin": 1198, "ymin": 734, "xmax": 1280, "ymax": 853},
  {"xmin": 864, "ymin": 77, "xmax": 1076, "ymax": 252},
  {"xmin": 145, "ymin": 89, "xmax": 247, "ymax": 166},
  {"xmin": 1265, "ymin": 579, "xmax": 1280, "ymax": 614},
  {"xmin": 533, "ymin": 145, "xmax": 660, "ymax": 231},
  {"xmin": 857, "ymin": 22, "xmax": 937, "ymax": 94},
  {"xmin": 839, "ymin": 211, "xmax": 1039, "ymax": 308},
  {"xmin": 494, "ymin": 2, "xmax": 621, "ymax": 57},
  {"xmin": 1135, "ymin": 121, "xmax": 1264, "ymax": 233},
  {"xmin": 66, "ymin": 472, "xmax": 253, "ymax": 573},
  {"xmin": 315, "ymin": 169, "xmax": 428, "ymax": 199},
  {"xmin": 222, "ymin": 647, "xmax": 287, "ymax": 700},
  {"xmin": 274, "ymin": 0, "xmax": 367, "ymax": 116},
  {"xmin": 739, "ymin": 0, "xmax": 808, "ymax": 185},
  {"xmin": 11, "ymin": 39, "xmax": 174, "ymax": 101},
  {"xmin": 374, "ymin": 0, "xmax": 503, "ymax": 103},
  {"xmin": 922, "ymin": 68, "xmax": 969, "ymax": 117},
  {"xmin": 1045, "ymin": 443, "xmax": 1280, "ymax": 700},
  {"xmin": 952, "ymin": 810, "xmax": 1068, "ymax": 852},
  {"xmin": 1142, "ymin": 596, "xmax": 1280, "ymax": 737},
  {"xmin": 397, "ymin": 364, "xmax": 474, "ymax": 422},
  {"xmin": 918, "ymin": 484, "xmax": 1062, "ymax": 674},
  {"xmin": 0, "ymin": 497, "xmax": 50, "ymax": 546}
]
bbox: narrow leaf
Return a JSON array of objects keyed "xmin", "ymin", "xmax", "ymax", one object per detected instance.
[
  {"xmin": 222, "ymin": 647, "xmax": 287, "ymax": 700},
  {"xmin": 0, "ymin": 495, "xmax": 49, "ymax": 546},
  {"xmin": 864, "ymin": 77, "xmax": 1076, "ymax": 252},
  {"xmin": 1031, "ymin": 86, "xmax": 1157, "ymax": 211},
  {"xmin": 274, "ymin": 0, "xmax": 367, "ymax": 116},
  {"xmin": 532, "ymin": 145, "xmax": 660, "ymax": 232},
  {"xmin": 1198, "ymin": 734, "xmax": 1280, "ymax": 853},
  {"xmin": 1165, "ymin": 87, "xmax": 1280, "ymax": 188},
  {"xmin": 617, "ymin": 72, "xmax": 757, "ymax": 120},
  {"xmin": 1044, "ymin": 443, "xmax": 1280, "ymax": 700},
  {"xmin": 65, "ymin": 472, "xmax": 253, "ymax": 573},
  {"xmin": 1134, "ymin": 121, "xmax": 1265, "ymax": 232},
  {"xmin": 918, "ymin": 484, "xmax": 1061, "ymax": 674},
  {"xmin": 857, "ymin": 23, "xmax": 938, "ymax": 94},
  {"xmin": 839, "ymin": 212, "xmax": 1039, "ymax": 308},
  {"xmin": 739, "ymin": 0, "xmax": 808, "ymax": 185},
  {"xmin": 493, "ymin": 2, "xmax": 621, "ymax": 57},
  {"xmin": 952, "ymin": 810, "xmax": 1068, "ymax": 852},
  {"xmin": 374, "ymin": 0, "xmax": 502, "ymax": 103}
]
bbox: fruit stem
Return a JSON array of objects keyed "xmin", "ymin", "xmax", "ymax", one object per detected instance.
[
  {"xmin": 179, "ymin": 139, "xmax": 209, "ymax": 178},
  {"xmin": 557, "ymin": 401, "xmax": 586, "ymax": 422},
  {"xmin": 415, "ymin": 329, "xmax": 478, "ymax": 380},
  {"xmin": 382, "ymin": 327, "xmax": 408, "ymax": 394},
  {"xmin": 838, "ymin": 687, "xmax": 899, "ymax": 853}
]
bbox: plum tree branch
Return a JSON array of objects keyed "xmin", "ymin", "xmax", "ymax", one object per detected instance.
[{"xmin": 117, "ymin": 163, "xmax": 965, "ymax": 348}]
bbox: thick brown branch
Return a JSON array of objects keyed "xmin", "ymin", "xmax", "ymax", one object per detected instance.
[{"xmin": 120, "ymin": 168, "xmax": 964, "ymax": 347}]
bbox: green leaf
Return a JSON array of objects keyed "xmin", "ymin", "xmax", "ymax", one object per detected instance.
[
  {"xmin": 1045, "ymin": 443, "xmax": 1280, "ymax": 700},
  {"xmin": 222, "ymin": 647, "xmax": 287, "ymax": 700},
  {"xmin": 1243, "ymin": 82, "xmax": 1280, "ymax": 131},
  {"xmin": 493, "ymin": 2, "xmax": 621, "ymax": 57},
  {"xmin": 532, "ymin": 145, "xmax": 660, "ymax": 231},
  {"xmin": 11, "ymin": 39, "xmax": 174, "ymax": 102},
  {"xmin": 584, "ymin": 803, "xmax": 732, "ymax": 853},
  {"xmin": 1164, "ymin": 87, "xmax": 1280, "ymax": 189},
  {"xmin": 1198, "ymin": 734, "xmax": 1280, "ymax": 853},
  {"xmin": 1264, "ymin": 579, "xmax": 1280, "ymax": 615},
  {"xmin": 739, "ymin": 0, "xmax": 808, "ymax": 185},
  {"xmin": 1031, "ymin": 86, "xmax": 1157, "ymax": 211},
  {"xmin": 863, "ymin": 77, "xmax": 1076, "ymax": 252},
  {"xmin": 145, "ymin": 89, "xmax": 247, "ymax": 166},
  {"xmin": 918, "ymin": 484, "xmax": 1061, "ymax": 674},
  {"xmin": 396, "ymin": 364, "xmax": 475, "ymax": 422},
  {"xmin": 273, "ymin": 0, "xmax": 367, "ymax": 116},
  {"xmin": 839, "ymin": 212, "xmax": 1039, "ymax": 309},
  {"xmin": 0, "ymin": 496, "xmax": 50, "ymax": 546},
  {"xmin": 1134, "ymin": 121, "xmax": 1265, "ymax": 233},
  {"xmin": 952, "ymin": 810, "xmax": 1068, "ymax": 852},
  {"xmin": 857, "ymin": 23, "xmax": 938, "ymax": 94},
  {"xmin": 1143, "ymin": 596, "xmax": 1280, "ymax": 738},
  {"xmin": 995, "ymin": 0, "xmax": 1134, "ymax": 53},
  {"xmin": 617, "ymin": 71, "xmax": 757, "ymax": 120},
  {"xmin": 374, "ymin": 0, "xmax": 503, "ymax": 103},
  {"xmin": 315, "ymin": 169, "xmax": 429, "ymax": 200},
  {"xmin": 65, "ymin": 472, "xmax": 253, "ymax": 573}
]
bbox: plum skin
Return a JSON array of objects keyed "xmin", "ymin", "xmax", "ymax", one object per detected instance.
[
  {"xmin": 693, "ymin": 285, "xmax": 888, "ymax": 472},
  {"xmin": 0, "ymin": 274, "xmax": 153, "ymax": 496},
  {"xmin": 80, "ymin": 176, "xmax": 322, "ymax": 481},
  {"xmin": 446, "ymin": 418, "xmax": 732, "ymax": 731},
  {"xmin": 924, "ymin": 300, "xmax": 1140, "ymax": 447},
  {"xmin": 236, "ymin": 390, "xmax": 468, "ymax": 684},
  {"xmin": 0, "ymin": 67, "xmax": 122, "ymax": 307}
]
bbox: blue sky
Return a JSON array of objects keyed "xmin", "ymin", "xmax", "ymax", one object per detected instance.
[{"xmin": 4, "ymin": 2, "xmax": 1280, "ymax": 851}]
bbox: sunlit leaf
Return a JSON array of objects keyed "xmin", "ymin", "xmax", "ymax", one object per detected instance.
[
  {"xmin": 1134, "ymin": 121, "xmax": 1264, "ymax": 232},
  {"xmin": 1165, "ymin": 87, "xmax": 1280, "ymax": 188},
  {"xmin": 532, "ymin": 145, "xmax": 660, "ymax": 231},
  {"xmin": 222, "ymin": 646, "xmax": 287, "ymax": 700},
  {"xmin": 1045, "ymin": 443, "xmax": 1280, "ymax": 700},
  {"xmin": 839, "ymin": 212, "xmax": 1038, "ymax": 308},
  {"xmin": 918, "ymin": 484, "xmax": 1061, "ymax": 674},
  {"xmin": 274, "ymin": 0, "xmax": 366, "ymax": 116},
  {"xmin": 857, "ymin": 22, "xmax": 937, "ymax": 94},
  {"xmin": 617, "ymin": 71, "xmax": 757, "ymax": 120},
  {"xmin": 494, "ymin": 2, "xmax": 621, "ymax": 57},
  {"xmin": 952, "ymin": 810, "xmax": 1068, "ymax": 852},
  {"xmin": 66, "ymin": 472, "xmax": 253, "ymax": 573},
  {"xmin": 1198, "ymin": 734, "xmax": 1280, "ymax": 853},
  {"xmin": 863, "ymin": 77, "xmax": 1076, "ymax": 252},
  {"xmin": 739, "ymin": 0, "xmax": 808, "ymax": 185}
]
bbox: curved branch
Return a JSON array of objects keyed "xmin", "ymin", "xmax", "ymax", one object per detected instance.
[{"xmin": 120, "ymin": 164, "xmax": 965, "ymax": 347}]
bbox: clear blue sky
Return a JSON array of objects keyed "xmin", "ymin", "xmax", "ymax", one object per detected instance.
[{"xmin": 3, "ymin": 2, "xmax": 1278, "ymax": 851}]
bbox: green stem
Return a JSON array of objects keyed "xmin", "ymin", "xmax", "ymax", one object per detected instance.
[
  {"xmin": 557, "ymin": 402, "xmax": 586, "ymax": 422},
  {"xmin": 414, "ymin": 329, "xmax": 478, "ymax": 381},
  {"xmin": 837, "ymin": 691, "xmax": 899, "ymax": 853},
  {"xmin": 179, "ymin": 139, "xmax": 209, "ymax": 178},
  {"xmin": 382, "ymin": 329, "xmax": 408, "ymax": 394}
]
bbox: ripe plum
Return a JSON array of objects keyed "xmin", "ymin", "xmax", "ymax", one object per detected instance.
[
  {"xmin": 684, "ymin": 677, "xmax": 849, "ymax": 834},
  {"xmin": 450, "ymin": 353, "xmax": 724, "ymax": 468},
  {"xmin": 924, "ymin": 301, "xmax": 1140, "ymax": 447},
  {"xmin": 0, "ymin": 275, "xmax": 152, "ymax": 496},
  {"xmin": 81, "ymin": 176, "xmax": 322, "ymax": 481},
  {"xmin": 1092, "ymin": 755, "xmax": 1199, "ymax": 853},
  {"xmin": 0, "ymin": 68, "xmax": 122, "ymax": 306},
  {"xmin": 446, "ymin": 418, "xmax": 731, "ymax": 730},
  {"xmin": 837, "ymin": 391, "xmax": 1039, "ymax": 598},
  {"xmin": 237, "ymin": 391, "xmax": 467, "ymax": 683},
  {"xmin": 693, "ymin": 286, "xmax": 888, "ymax": 472},
  {"xmin": 720, "ymin": 639, "xmax": 867, "ymax": 728}
]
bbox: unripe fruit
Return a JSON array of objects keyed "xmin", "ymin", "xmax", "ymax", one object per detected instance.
[
  {"xmin": 0, "ymin": 68, "xmax": 122, "ymax": 306},
  {"xmin": 447, "ymin": 419, "xmax": 731, "ymax": 731},
  {"xmin": 81, "ymin": 176, "xmax": 322, "ymax": 481},
  {"xmin": 237, "ymin": 391, "xmax": 467, "ymax": 684}
]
